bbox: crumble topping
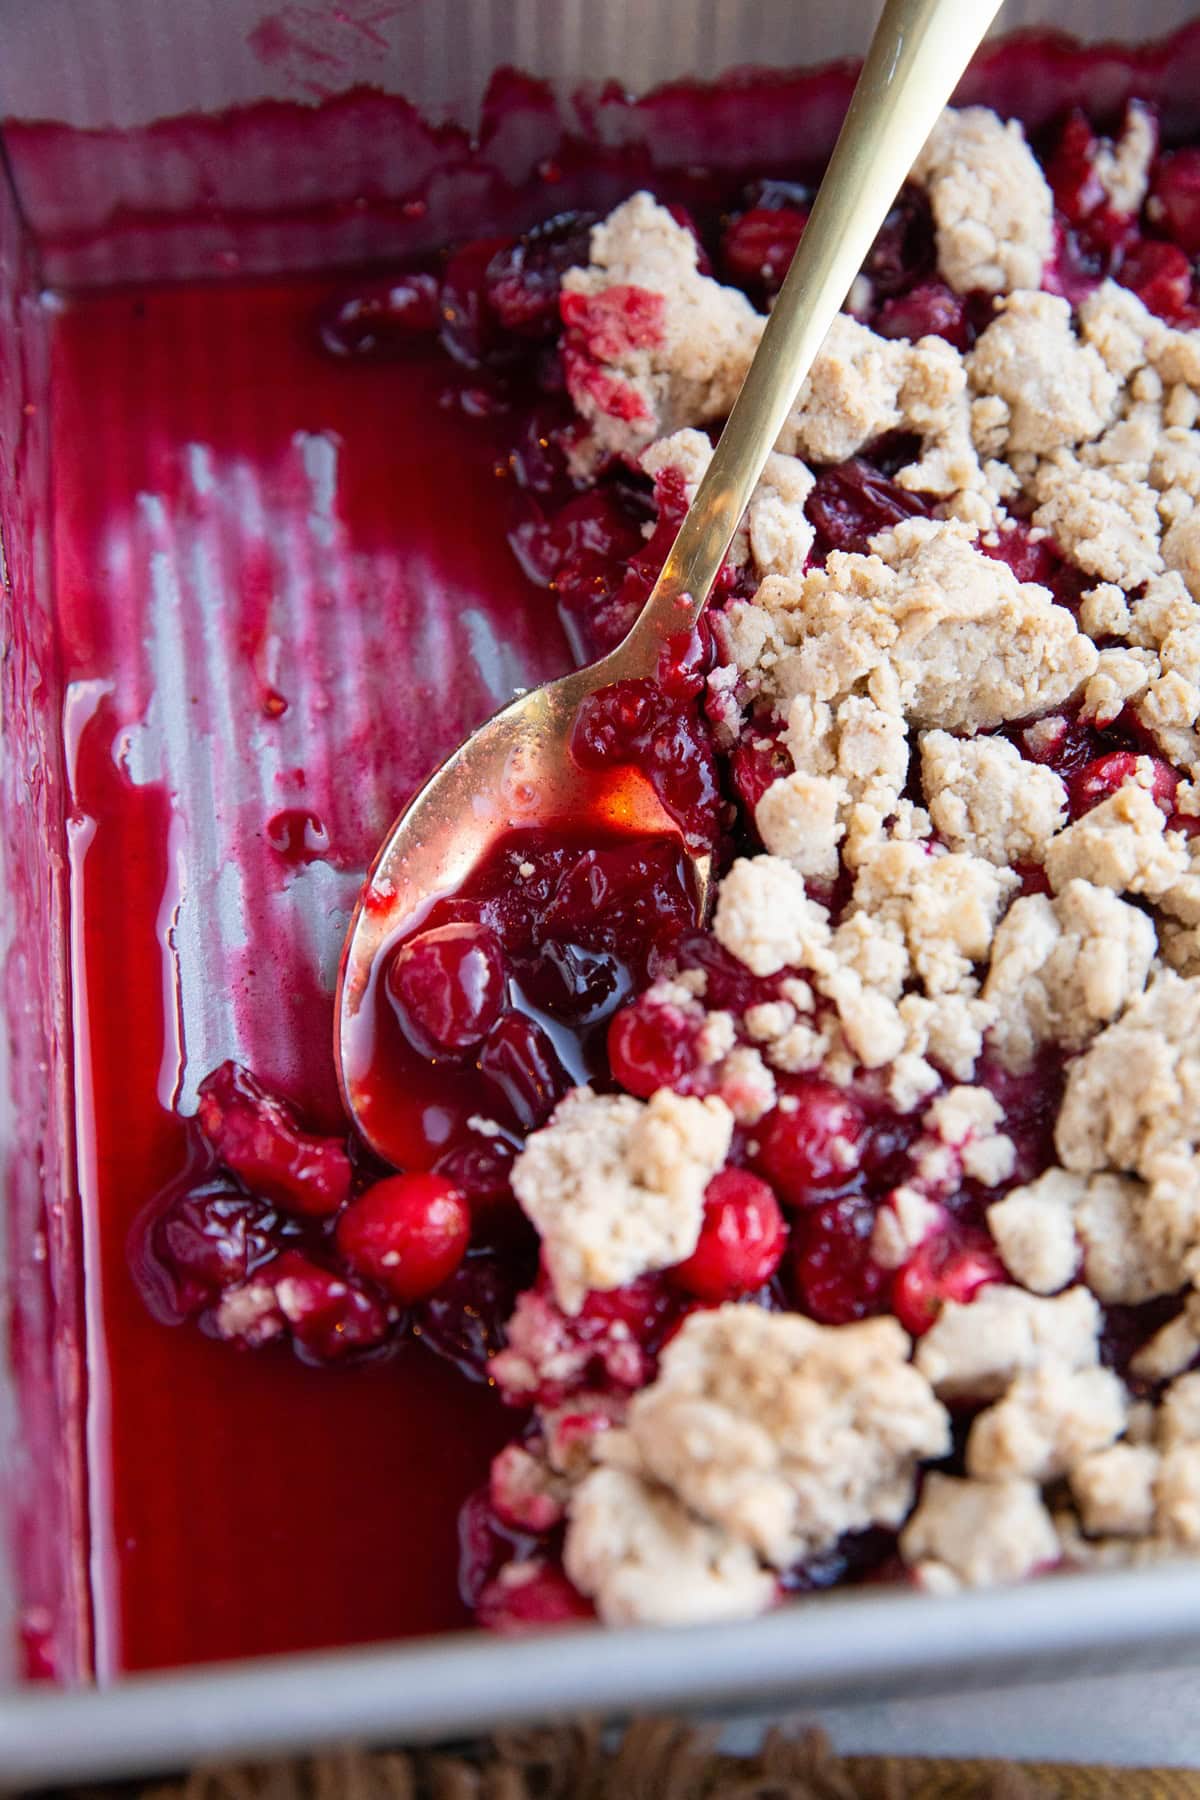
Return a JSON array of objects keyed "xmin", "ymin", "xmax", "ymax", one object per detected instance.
[
  {"xmin": 910, "ymin": 108, "xmax": 1054, "ymax": 295},
  {"xmin": 901, "ymin": 1474, "xmax": 1059, "ymax": 1592},
  {"xmin": 560, "ymin": 1307, "xmax": 949, "ymax": 1623},
  {"xmin": 510, "ymin": 1087, "xmax": 733, "ymax": 1313},
  {"xmin": 919, "ymin": 730, "xmax": 1067, "ymax": 866},
  {"xmin": 915, "ymin": 1285, "xmax": 1102, "ymax": 1401}
]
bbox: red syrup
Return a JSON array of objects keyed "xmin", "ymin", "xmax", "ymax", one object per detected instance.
[{"xmin": 50, "ymin": 277, "xmax": 569, "ymax": 1674}]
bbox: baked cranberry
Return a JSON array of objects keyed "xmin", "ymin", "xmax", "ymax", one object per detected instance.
[
  {"xmin": 478, "ymin": 1011, "xmax": 571, "ymax": 1132},
  {"xmin": 571, "ymin": 678, "xmax": 721, "ymax": 850},
  {"xmin": 153, "ymin": 1182, "xmax": 286, "ymax": 1315},
  {"xmin": 754, "ymin": 1081, "xmax": 867, "ymax": 1204},
  {"xmin": 1069, "ymin": 751, "xmax": 1177, "ymax": 818},
  {"xmin": 806, "ymin": 458, "xmax": 931, "ymax": 555},
  {"xmin": 1046, "ymin": 108, "xmax": 1112, "ymax": 228},
  {"xmin": 864, "ymin": 188, "xmax": 936, "ymax": 297},
  {"xmin": 492, "ymin": 1276, "xmax": 678, "ymax": 1406},
  {"xmin": 730, "ymin": 727, "xmax": 793, "ymax": 816},
  {"xmin": 793, "ymin": 1195, "xmax": 887, "ymax": 1325},
  {"xmin": 607, "ymin": 993, "xmax": 703, "ymax": 1098},
  {"xmin": 892, "ymin": 1236, "xmax": 1006, "ymax": 1338},
  {"xmin": 439, "ymin": 237, "xmax": 513, "ymax": 369},
  {"xmin": 386, "ymin": 922, "xmax": 506, "ymax": 1060},
  {"xmin": 336, "ymin": 1172, "xmax": 470, "ymax": 1302},
  {"xmin": 671, "ymin": 1169, "xmax": 787, "ymax": 1302},
  {"xmin": 476, "ymin": 1562, "xmax": 593, "ymax": 1634},
  {"xmin": 318, "ymin": 271, "xmax": 440, "ymax": 358},
  {"xmin": 433, "ymin": 1132, "xmax": 517, "ymax": 1203},
  {"xmin": 978, "ymin": 523, "xmax": 1061, "ymax": 587},
  {"xmin": 1117, "ymin": 238, "xmax": 1196, "ymax": 322},
  {"xmin": 874, "ymin": 281, "xmax": 969, "ymax": 349},
  {"xmin": 418, "ymin": 1252, "xmax": 528, "ymax": 1382},
  {"xmin": 1148, "ymin": 147, "xmax": 1200, "ymax": 256},
  {"xmin": 721, "ymin": 204, "xmax": 808, "ymax": 291},
  {"xmin": 252, "ymin": 1250, "xmax": 391, "ymax": 1363},
  {"xmin": 484, "ymin": 211, "xmax": 598, "ymax": 336},
  {"xmin": 195, "ymin": 1062, "xmax": 351, "ymax": 1218}
]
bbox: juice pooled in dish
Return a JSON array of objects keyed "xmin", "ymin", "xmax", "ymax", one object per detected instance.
[{"xmin": 53, "ymin": 30, "xmax": 1200, "ymax": 1666}]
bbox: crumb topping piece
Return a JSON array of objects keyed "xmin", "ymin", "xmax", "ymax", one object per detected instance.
[
  {"xmin": 919, "ymin": 730, "xmax": 1067, "ymax": 867},
  {"xmin": 910, "ymin": 107, "xmax": 1054, "ymax": 295},
  {"xmin": 511, "ymin": 1087, "xmax": 733, "ymax": 1314},
  {"xmin": 901, "ymin": 1474, "xmax": 1059, "ymax": 1591},
  {"xmin": 599, "ymin": 1306, "xmax": 949, "ymax": 1573}
]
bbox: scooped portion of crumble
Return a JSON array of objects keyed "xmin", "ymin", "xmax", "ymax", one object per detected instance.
[{"xmin": 142, "ymin": 93, "xmax": 1200, "ymax": 1632}]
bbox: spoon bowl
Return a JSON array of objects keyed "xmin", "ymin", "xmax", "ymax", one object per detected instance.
[{"xmin": 336, "ymin": 0, "xmax": 1002, "ymax": 1156}]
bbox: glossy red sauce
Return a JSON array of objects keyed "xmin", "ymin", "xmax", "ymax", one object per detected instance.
[{"xmin": 50, "ymin": 278, "xmax": 562, "ymax": 1673}]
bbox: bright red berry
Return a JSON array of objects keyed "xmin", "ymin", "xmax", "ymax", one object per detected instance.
[
  {"xmin": 672, "ymin": 1169, "xmax": 787, "ymax": 1302},
  {"xmin": 754, "ymin": 1081, "xmax": 866, "ymax": 1204},
  {"xmin": 336, "ymin": 1172, "xmax": 470, "ymax": 1302},
  {"xmin": 386, "ymin": 922, "xmax": 506, "ymax": 1060}
]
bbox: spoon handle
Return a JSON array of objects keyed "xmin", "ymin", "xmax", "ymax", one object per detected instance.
[{"xmin": 620, "ymin": 0, "xmax": 1003, "ymax": 662}]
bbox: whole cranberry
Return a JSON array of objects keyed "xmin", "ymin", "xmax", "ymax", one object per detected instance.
[
  {"xmin": 484, "ymin": 211, "xmax": 598, "ymax": 337},
  {"xmin": 195, "ymin": 1061, "xmax": 351, "ymax": 1218},
  {"xmin": 478, "ymin": 1011, "xmax": 572, "ymax": 1132},
  {"xmin": 754, "ymin": 1081, "xmax": 867, "ymax": 1204},
  {"xmin": 607, "ymin": 994, "xmax": 703, "ymax": 1098},
  {"xmin": 1148, "ymin": 147, "xmax": 1200, "ymax": 256},
  {"xmin": 336, "ymin": 1172, "xmax": 470, "ymax": 1302},
  {"xmin": 672, "ymin": 1169, "xmax": 787, "ymax": 1302},
  {"xmin": 891, "ymin": 1236, "xmax": 1006, "ymax": 1338},
  {"xmin": 721, "ymin": 204, "xmax": 809, "ymax": 291},
  {"xmin": 874, "ymin": 281, "xmax": 969, "ymax": 350},
  {"xmin": 793, "ymin": 1194, "xmax": 888, "ymax": 1325},
  {"xmin": 154, "ymin": 1182, "xmax": 284, "ymax": 1313},
  {"xmin": 386, "ymin": 922, "xmax": 506, "ymax": 1060}
]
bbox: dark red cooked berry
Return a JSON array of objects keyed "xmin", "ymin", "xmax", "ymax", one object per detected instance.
[
  {"xmin": 891, "ymin": 1236, "xmax": 1007, "ymax": 1338},
  {"xmin": 730, "ymin": 727, "xmax": 793, "ymax": 816},
  {"xmin": 152, "ymin": 1182, "xmax": 285, "ymax": 1315},
  {"xmin": 478, "ymin": 1011, "xmax": 572, "ymax": 1132},
  {"xmin": 318, "ymin": 270, "xmax": 440, "ymax": 358},
  {"xmin": 335, "ymin": 1172, "xmax": 470, "ymax": 1302},
  {"xmin": 806, "ymin": 458, "xmax": 932, "ymax": 555},
  {"xmin": 607, "ymin": 992, "xmax": 704, "ymax": 1098},
  {"xmin": 793, "ymin": 1195, "xmax": 887, "ymax": 1325},
  {"xmin": 864, "ymin": 188, "xmax": 936, "ymax": 298},
  {"xmin": 433, "ymin": 1132, "xmax": 517, "ymax": 1204},
  {"xmin": 476, "ymin": 1562, "xmax": 593, "ymax": 1634},
  {"xmin": 1046, "ymin": 109, "xmax": 1111, "ymax": 228},
  {"xmin": 224, "ymin": 1249, "xmax": 391, "ymax": 1363},
  {"xmin": 754, "ymin": 1081, "xmax": 867, "ymax": 1205},
  {"xmin": 195, "ymin": 1062, "xmax": 351, "ymax": 1218},
  {"xmin": 1148, "ymin": 147, "xmax": 1200, "ymax": 256},
  {"xmin": 484, "ymin": 211, "xmax": 598, "ymax": 336},
  {"xmin": 721, "ymin": 204, "xmax": 809, "ymax": 291},
  {"xmin": 874, "ymin": 281, "xmax": 970, "ymax": 350},
  {"xmin": 386, "ymin": 921, "xmax": 506, "ymax": 1060},
  {"xmin": 439, "ymin": 237, "xmax": 514, "ymax": 370},
  {"xmin": 1117, "ymin": 238, "xmax": 1196, "ymax": 322},
  {"xmin": 418, "ymin": 1252, "xmax": 529, "ymax": 1382},
  {"xmin": 1068, "ymin": 751, "xmax": 1177, "ymax": 819},
  {"xmin": 671, "ymin": 1169, "xmax": 787, "ymax": 1302}
]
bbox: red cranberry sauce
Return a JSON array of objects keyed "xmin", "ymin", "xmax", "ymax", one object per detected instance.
[{"xmin": 92, "ymin": 39, "xmax": 1200, "ymax": 1667}]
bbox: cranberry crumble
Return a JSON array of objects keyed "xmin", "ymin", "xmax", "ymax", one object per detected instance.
[{"xmin": 131, "ymin": 71, "xmax": 1200, "ymax": 1637}]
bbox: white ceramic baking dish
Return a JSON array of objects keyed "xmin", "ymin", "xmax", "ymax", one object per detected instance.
[{"xmin": 5, "ymin": 0, "xmax": 1200, "ymax": 1785}]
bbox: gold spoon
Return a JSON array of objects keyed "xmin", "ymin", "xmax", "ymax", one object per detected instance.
[{"xmin": 336, "ymin": 0, "xmax": 1002, "ymax": 1153}]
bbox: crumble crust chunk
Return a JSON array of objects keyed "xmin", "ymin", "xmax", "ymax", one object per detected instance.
[
  {"xmin": 510, "ymin": 1087, "xmax": 733, "ymax": 1314},
  {"xmin": 910, "ymin": 108, "xmax": 1054, "ymax": 295},
  {"xmin": 560, "ymin": 1307, "xmax": 948, "ymax": 1624}
]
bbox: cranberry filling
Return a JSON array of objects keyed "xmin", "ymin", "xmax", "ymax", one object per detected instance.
[{"xmin": 119, "ymin": 59, "xmax": 1200, "ymax": 1654}]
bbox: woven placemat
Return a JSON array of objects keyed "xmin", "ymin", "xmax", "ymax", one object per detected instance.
[{"xmin": 40, "ymin": 1722, "xmax": 1200, "ymax": 1800}]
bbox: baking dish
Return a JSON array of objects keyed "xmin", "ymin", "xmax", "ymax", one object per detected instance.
[{"xmin": 6, "ymin": 0, "xmax": 1200, "ymax": 1784}]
